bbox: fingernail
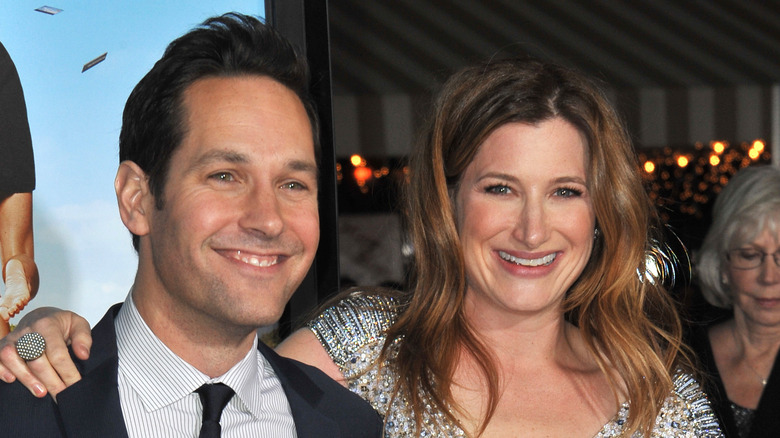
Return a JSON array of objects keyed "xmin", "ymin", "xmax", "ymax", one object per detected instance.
[
  {"xmin": 33, "ymin": 383, "xmax": 46, "ymax": 397},
  {"xmin": 1, "ymin": 373, "xmax": 13, "ymax": 383}
]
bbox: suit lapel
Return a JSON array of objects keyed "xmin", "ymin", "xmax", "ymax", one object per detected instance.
[
  {"xmin": 43, "ymin": 306, "xmax": 347, "ymax": 437},
  {"xmin": 57, "ymin": 304, "xmax": 130, "ymax": 438},
  {"xmin": 258, "ymin": 342, "xmax": 341, "ymax": 438}
]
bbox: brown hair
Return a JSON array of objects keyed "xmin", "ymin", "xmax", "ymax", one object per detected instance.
[{"xmin": 386, "ymin": 58, "xmax": 687, "ymax": 435}]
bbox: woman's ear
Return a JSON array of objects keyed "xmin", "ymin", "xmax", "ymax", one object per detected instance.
[{"xmin": 115, "ymin": 161, "xmax": 152, "ymax": 237}]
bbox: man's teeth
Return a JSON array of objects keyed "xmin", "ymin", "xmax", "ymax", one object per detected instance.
[
  {"xmin": 236, "ymin": 253, "xmax": 279, "ymax": 267},
  {"xmin": 498, "ymin": 251, "xmax": 555, "ymax": 266}
]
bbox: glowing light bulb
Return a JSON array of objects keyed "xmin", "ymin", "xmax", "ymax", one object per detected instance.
[
  {"xmin": 353, "ymin": 166, "xmax": 373, "ymax": 184},
  {"xmin": 350, "ymin": 154, "xmax": 365, "ymax": 167}
]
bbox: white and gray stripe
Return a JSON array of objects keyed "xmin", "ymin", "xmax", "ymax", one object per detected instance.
[{"xmin": 115, "ymin": 292, "xmax": 296, "ymax": 437}]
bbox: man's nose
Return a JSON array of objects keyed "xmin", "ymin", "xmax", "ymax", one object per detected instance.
[{"xmin": 238, "ymin": 187, "xmax": 284, "ymax": 238}]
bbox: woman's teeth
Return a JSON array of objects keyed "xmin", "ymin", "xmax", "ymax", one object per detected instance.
[{"xmin": 498, "ymin": 251, "xmax": 555, "ymax": 266}]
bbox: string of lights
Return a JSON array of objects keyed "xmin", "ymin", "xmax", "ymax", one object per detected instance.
[
  {"xmin": 337, "ymin": 141, "xmax": 771, "ymax": 252},
  {"xmin": 639, "ymin": 139, "xmax": 770, "ymax": 223}
]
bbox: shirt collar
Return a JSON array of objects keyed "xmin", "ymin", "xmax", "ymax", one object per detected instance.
[{"xmin": 115, "ymin": 291, "xmax": 272, "ymax": 420}]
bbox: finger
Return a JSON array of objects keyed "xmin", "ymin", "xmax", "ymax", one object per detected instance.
[
  {"xmin": 0, "ymin": 349, "xmax": 15, "ymax": 383},
  {"xmin": 0, "ymin": 342, "xmax": 47, "ymax": 398},
  {"xmin": 27, "ymin": 353, "xmax": 67, "ymax": 399},
  {"xmin": 45, "ymin": 337, "xmax": 82, "ymax": 388},
  {"xmin": 0, "ymin": 332, "xmax": 20, "ymax": 383},
  {"xmin": 0, "ymin": 319, "xmax": 9, "ymax": 338},
  {"xmin": 67, "ymin": 314, "xmax": 92, "ymax": 361},
  {"xmin": 29, "ymin": 313, "xmax": 86, "ymax": 386}
]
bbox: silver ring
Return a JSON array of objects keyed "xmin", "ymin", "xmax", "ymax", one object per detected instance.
[{"xmin": 15, "ymin": 332, "xmax": 46, "ymax": 361}]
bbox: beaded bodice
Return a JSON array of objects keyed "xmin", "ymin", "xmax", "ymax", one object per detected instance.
[{"xmin": 308, "ymin": 293, "xmax": 723, "ymax": 437}]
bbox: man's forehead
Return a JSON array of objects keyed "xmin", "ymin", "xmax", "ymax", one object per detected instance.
[
  {"xmin": 181, "ymin": 76, "xmax": 310, "ymax": 134},
  {"xmin": 184, "ymin": 75, "xmax": 307, "ymax": 115},
  {"xmin": 179, "ymin": 76, "xmax": 311, "ymax": 136}
]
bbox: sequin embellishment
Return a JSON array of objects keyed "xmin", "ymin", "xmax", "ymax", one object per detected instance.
[{"xmin": 308, "ymin": 293, "xmax": 723, "ymax": 437}]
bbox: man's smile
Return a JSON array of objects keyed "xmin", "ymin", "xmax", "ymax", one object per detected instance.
[{"xmin": 217, "ymin": 249, "xmax": 283, "ymax": 268}]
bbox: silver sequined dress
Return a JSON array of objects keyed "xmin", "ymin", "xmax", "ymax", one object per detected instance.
[{"xmin": 308, "ymin": 293, "xmax": 723, "ymax": 437}]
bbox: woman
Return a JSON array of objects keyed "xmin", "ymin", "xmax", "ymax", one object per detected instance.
[
  {"xmin": 690, "ymin": 165, "xmax": 780, "ymax": 438},
  {"xmin": 0, "ymin": 41, "xmax": 39, "ymax": 337},
  {"xmin": 1, "ymin": 58, "xmax": 722, "ymax": 437}
]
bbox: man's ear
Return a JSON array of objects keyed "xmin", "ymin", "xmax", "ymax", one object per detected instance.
[{"xmin": 115, "ymin": 161, "xmax": 153, "ymax": 237}]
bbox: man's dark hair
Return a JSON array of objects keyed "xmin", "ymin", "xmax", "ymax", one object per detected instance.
[{"xmin": 119, "ymin": 12, "xmax": 319, "ymax": 250}]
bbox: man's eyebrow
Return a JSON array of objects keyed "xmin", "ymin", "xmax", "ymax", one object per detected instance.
[
  {"xmin": 189, "ymin": 150, "xmax": 249, "ymax": 170},
  {"xmin": 186, "ymin": 150, "xmax": 319, "ymax": 178},
  {"xmin": 288, "ymin": 159, "xmax": 320, "ymax": 179}
]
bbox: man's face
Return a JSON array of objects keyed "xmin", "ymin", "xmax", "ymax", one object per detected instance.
[{"xmin": 140, "ymin": 75, "xmax": 319, "ymax": 333}]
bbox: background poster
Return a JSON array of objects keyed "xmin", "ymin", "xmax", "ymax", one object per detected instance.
[{"xmin": 1, "ymin": 1, "xmax": 265, "ymax": 325}]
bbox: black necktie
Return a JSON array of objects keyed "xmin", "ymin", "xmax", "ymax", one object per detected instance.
[{"xmin": 195, "ymin": 383, "xmax": 235, "ymax": 438}]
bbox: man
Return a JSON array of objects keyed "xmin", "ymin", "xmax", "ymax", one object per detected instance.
[{"xmin": 0, "ymin": 13, "xmax": 381, "ymax": 437}]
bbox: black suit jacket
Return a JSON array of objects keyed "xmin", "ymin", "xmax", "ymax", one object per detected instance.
[{"xmin": 0, "ymin": 304, "xmax": 382, "ymax": 437}]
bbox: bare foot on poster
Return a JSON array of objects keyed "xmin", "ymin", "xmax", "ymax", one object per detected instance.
[{"xmin": 0, "ymin": 259, "xmax": 31, "ymax": 321}]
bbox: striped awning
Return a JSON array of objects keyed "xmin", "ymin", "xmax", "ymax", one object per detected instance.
[{"xmin": 330, "ymin": 0, "xmax": 780, "ymax": 95}]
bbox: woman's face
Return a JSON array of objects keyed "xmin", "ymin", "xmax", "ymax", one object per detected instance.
[
  {"xmin": 455, "ymin": 118, "xmax": 596, "ymax": 324},
  {"xmin": 727, "ymin": 226, "xmax": 780, "ymax": 328}
]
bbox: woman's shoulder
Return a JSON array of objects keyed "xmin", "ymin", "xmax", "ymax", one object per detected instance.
[
  {"xmin": 654, "ymin": 371, "xmax": 724, "ymax": 436},
  {"xmin": 596, "ymin": 371, "xmax": 723, "ymax": 437},
  {"xmin": 306, "ymin": 289, "xmax": 402, "ymax": 367}
]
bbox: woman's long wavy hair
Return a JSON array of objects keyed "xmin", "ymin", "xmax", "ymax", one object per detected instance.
[{"xmin": 383, "ymin": 58, "xmax": 688, "ymax": 436}]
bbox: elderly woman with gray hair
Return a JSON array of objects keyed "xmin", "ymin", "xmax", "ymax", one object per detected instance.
[{"xmin": 690, "ymin": 165, "xmax": 780, "ymax": 438}]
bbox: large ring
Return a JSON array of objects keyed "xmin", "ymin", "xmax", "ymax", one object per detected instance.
[{"xmin": 15, "ymin": 332, "xmax": 46, "ymax": 361}]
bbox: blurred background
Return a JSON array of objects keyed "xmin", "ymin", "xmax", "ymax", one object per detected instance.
[
  {"xmin": 0, "ymin": 1, "xmax": 266, "ymax": 325},
  {"xmin": 327, "ymin": 0, "xmax": 780, "ymax": 300},
  {"xmin": 1, "ymin": 0, "xmax": 778, "ymax": 326}
]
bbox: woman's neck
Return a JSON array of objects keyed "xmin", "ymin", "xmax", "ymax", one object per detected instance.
[{"xmin": 731, "ymin": 313, "xmax": 780, "ymax": 357}]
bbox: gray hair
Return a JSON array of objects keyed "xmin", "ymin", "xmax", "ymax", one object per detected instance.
[{"xmin": 696, "ymin": 165, "xmax": 780, "ymax": 308}]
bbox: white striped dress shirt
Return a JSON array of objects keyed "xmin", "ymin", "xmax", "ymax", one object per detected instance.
[{"xmin": 115, "ymin": 293, "xmax": 297, "ymax": 437}]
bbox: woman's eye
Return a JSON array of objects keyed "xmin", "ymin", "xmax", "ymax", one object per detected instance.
[
  {"xmin": 738, "ymin": 250, "xmax": 761, "ymax": 261},
  {"xmin": 555, "ymin": 187, "xmax": 583, "ymax": 198},
  {"xmin": 486, "ymin": 184, "xmax": 510, "ymax": 195}
]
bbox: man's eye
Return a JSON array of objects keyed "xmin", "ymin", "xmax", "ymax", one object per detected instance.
[
  {"xmin": 210, "ymin": 172, "xmax": 234, "ymax": 182},
  {"xmin": 282, "ymin": 181, "xmax": 306, "ymax": 190}
]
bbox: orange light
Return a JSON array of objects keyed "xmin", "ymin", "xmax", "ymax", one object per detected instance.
[
  {"xmin": 353, "ymin": 166, "xmax": 373, "ymax": 183},
  {"xmin": 709, "ymin": 154, "xmax": 720, "ymax": 166},
  {"xmin": 644, "ymin": 161, "xmax": 655, "ymax": 173},
  {"xmin": 752, "ymin": 140, "xmax": 765, "ymax": 152},
  {"xmin": 350, "ymin": 154, "xmax": 365, "ymax": 167},
  {"xmin": 677, "ymin": 156, "xmax": 689, "ymax": 168},
  {"xmin": 712, "ymin": 141, "xmax": 725, "ymax": 154},
  {"xmin": 749, "ymin": 148, "xmax": 760, "ymax": 160}
]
